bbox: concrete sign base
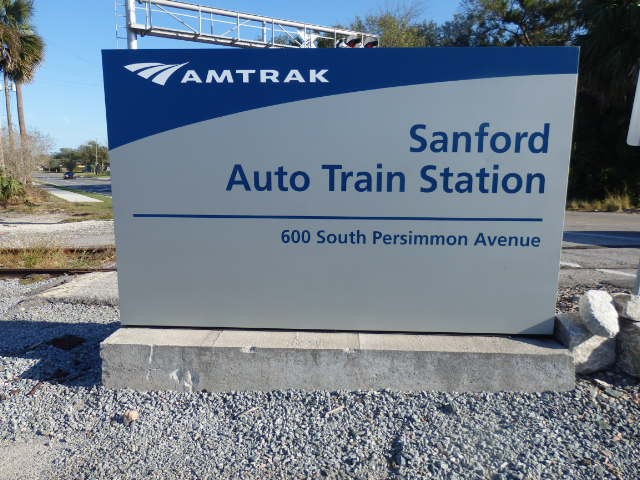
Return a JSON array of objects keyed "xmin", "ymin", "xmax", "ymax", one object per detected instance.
[{"xmin": 101, "ymin": 328, "xmax": 574, "ymax": 392}]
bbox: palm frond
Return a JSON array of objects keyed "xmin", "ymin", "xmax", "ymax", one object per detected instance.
[
  {"xmin": 1, "ymin": 0, "xmax": 33, "ymax": 26},
  {"xmin": 0, "ymin": 0, "xmax": 44, "ymax": 84},
  {"xmin": 0, "ymin": 22, "xmax": 20, "ymax": 70},
  {"xmin": 7, "ymin": 29, "xmax": 43, "ymax": 82}
]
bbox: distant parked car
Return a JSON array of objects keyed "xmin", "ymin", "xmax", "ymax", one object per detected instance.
[{"xmin": 63, "ymin": 171, "xmax": 75, "ymax": 179}]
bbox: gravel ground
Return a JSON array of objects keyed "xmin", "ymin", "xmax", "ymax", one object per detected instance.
[
  {"xmin": 0, "ymin": 219, "xmax": 115, "ymax": 248},
  {"xmin": 0, "ymin": 278, "xmax": 639, "ymax": 480}
]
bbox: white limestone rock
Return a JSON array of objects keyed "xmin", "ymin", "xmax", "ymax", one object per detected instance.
[
  {"xmin": 578, "ymin": 290, "xmax": 619, "ymax": 338},
  {"xmin": 613, "ymin": 293, "xmax": 640, "ymax": 322},
  {"xmin": 555, "ymin": 313, "xmax": 615, "ymax": 374}
]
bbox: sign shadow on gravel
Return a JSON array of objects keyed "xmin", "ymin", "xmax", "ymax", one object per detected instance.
[{"xmin": 0, "ymin": 319, "xmax": 119, "ymax": 387}]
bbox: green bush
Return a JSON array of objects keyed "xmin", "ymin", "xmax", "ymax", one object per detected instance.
[{"xmin": 0, "ymin": 175, "xmax": 26, "ymax": 206}]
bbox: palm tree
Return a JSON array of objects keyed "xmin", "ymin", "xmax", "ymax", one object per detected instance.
[
  {"xmin": 9, "ymin": 27, "xmax": 43, "ymax": 146},
  {"xmin": 569, "ymin": 0, "xmax": 640, "ymax": 199},
  {"xmin": 0, "ymin": 0, "xmax": 44, "ymax": 146},
  {"xmin": 0, "ymin": 19, "xmax": 20, "ymax": 170}
]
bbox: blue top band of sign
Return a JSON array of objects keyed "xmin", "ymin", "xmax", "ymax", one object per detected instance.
[{"xmin": 102, "ymin": 47, "xmax": 579, "ymax": 149}]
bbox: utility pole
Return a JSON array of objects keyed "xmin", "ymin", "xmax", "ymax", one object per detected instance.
[
  {"xmin": 628, "ymin": 68, "xmax": 640, "ymax": 147},
  {"xmin": 627, "ymin": 69, "xmax": 640, "ymax": 295},
  {"xmin": 125, "ymin": 0, "xmax": 138, "ymax": 49}
]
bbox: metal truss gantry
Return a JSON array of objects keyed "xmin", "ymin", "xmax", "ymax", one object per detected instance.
[{"xmin": 117, "ymin": 0, "xmax": 378, "ymax": 50}]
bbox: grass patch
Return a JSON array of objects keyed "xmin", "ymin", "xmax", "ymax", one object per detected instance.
[
  {"xmin": 0, "ymin": 246, "xmax": 116, "ymax": 270},
  {"xmin": 43, "ymin": 184, "xmax": 114, "ymax": 222},
  {"xmin": 2, "ymin": 183, "xmax": 113, "ymax": 221},
  {"xmin": 568, "ymin": 193, "xmax": 636, "ymax": 212}
]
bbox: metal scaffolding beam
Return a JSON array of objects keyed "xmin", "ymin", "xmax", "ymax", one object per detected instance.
[{"xmin": 120, "ymin": 0, "xmax": 378, "ymax": 50}]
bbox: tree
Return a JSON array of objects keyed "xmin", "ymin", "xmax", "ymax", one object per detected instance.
[
  {"xmin": 78, "ymin": 140, "xmax": 109, "ymax": 174},
  {"xmin": 0, "ymin": 0, "xmax": 29, "ymax": 144},
  {"xmin": 46, "ymin": 155, "xmax": 62, "ymax": 172},
  {"xmin": 52, "ymin": 142, "xmax": 110, "ymax": 175},
  {"xmin": 1, "ymin": 127, "xmax": 50, "ymax": 182},
  {"xmin": 577, "ymin": 0, "xmax": 640, "ymax": 108},
  {"xmin": 53, "ymin": 148, "xmax": 81, "ymax": 173},
  {"xmin": 0, "ymin": 0, "xmax": 44, "ymax": 147},
  {"xmin": 350, "ymin": 3, "xmax": 431, "ymax": 47},
  {"xmin": 569, "ymin": 0, "xmax": 640, "ymax": 201},
  {"xmin": 343, "ymin": 1, "xmax": 581, "ymax": 49},
  {"xmin": 0, "ymin": 13, "xmax": 19, "ymax": 170},
  {"xmin": 11, "ymin": 28, "xmax": 43, "ymax": 145},
  {"xmin": 439, "ymin": 12, "xmax": 494, "ymax": 46},
  {"xmin": 415, "ymin": 20, "xmax": 441, "ymax": 46},
  {"xmin": 453, "ymin": 0, "xmax": 580, "ymax": 46}
]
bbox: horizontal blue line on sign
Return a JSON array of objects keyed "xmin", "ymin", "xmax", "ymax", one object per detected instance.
[{"xmin": 133, "ymin": 214, "xmax": 543, "ymax": 222}]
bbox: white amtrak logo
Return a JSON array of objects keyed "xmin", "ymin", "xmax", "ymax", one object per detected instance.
[
  {"xmin": 124, "ymin": 62, "xmax": 189, "ymax": 86},
  {"xmin": 124, "ymin": 62, "xmax": 330, "ymax": 86}
]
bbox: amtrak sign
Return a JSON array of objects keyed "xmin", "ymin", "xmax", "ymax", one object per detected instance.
[
  {"xmin": 124, "ymin": 61, "xmax": 330, "ymax": 86},
  {"xmin": 102, "ymin": 47, "xmax": 579, "ymax": 334}
]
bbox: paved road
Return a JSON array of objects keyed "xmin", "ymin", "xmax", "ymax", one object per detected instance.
[
  {"xmin": 564, "ymin": 211, "xmax": 640, "ymax": 247},
  {"xmin": 560, "ymin": 211, "xmax": 639, "ymax": 289},
  {"xmin": 33, "ymin": 172, "xmax": 112, "ymax": 197}
]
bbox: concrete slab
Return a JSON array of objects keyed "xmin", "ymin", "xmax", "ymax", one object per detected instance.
[
  {"xmin": 36, "ymin": 184, "xmax": 102, "ymax": 203},
  {"xmin": 38, "ymin": 272, "xmax": 118, "ymax": 306},
  {"xmin": 101, "ymin": 328, "xmax": 574, "ymax": 392}
]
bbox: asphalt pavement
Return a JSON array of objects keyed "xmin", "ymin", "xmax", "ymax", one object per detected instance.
[
  {"xmin": 560, "ymin": 211, "xmax": 639, "ymax": 289},
  {"xmin": 564, "ymin": 211, "xmax": 640, "ymax": 246},
  {"xmin": 32, "ymin": 172, "xmax": 112, "ymax": 197}
]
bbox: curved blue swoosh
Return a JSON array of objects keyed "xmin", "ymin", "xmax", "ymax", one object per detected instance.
[{"xmin": 102, "ymin": 47, "xmax": 579, "ymax": 149}]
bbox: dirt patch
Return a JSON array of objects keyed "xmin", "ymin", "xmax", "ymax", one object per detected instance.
[{"xmin": 0, "ymin": 437, "xmax": 60, "ymax": 480}]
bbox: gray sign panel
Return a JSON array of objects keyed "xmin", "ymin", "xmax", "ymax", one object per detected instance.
[{"xmin": 102, "ymin": 47, "xmax": 579, "ymax": 334}]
